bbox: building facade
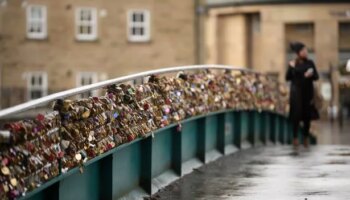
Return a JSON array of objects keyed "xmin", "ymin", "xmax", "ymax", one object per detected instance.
[
  {"xmin": 203, "ymin": 0, "xmax": 350, "ymax": 110},
  {"xmin": 0, "ymin": 0, "xmax": 196, "ymax": 108}
]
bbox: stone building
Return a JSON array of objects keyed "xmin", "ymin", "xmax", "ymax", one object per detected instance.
[
  {"xmin": 0, "ymin": 0, "xmax": 196, "ymax": 108},
  {"xmin": 202, "ymin": 0, "xmax": 350, "ymax": 110},
  {"xmin": 204, "ymin": 0, "xmax": 350, "ymax": 74},
  {"xmin": 1, "ymin": 0, "xmax": 350, "ymax": 112}
]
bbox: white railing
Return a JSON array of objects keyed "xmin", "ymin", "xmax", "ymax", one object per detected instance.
[{"xmin": 0, "ymin": 65, "xmax": 257, "ymax": 118}]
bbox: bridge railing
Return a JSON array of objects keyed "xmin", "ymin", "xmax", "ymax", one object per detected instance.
[{"xmin": 0, "ymin": 65, "xmax": 297, "ymax": 200}]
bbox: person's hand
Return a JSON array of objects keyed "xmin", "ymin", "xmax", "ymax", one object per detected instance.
[
  {"xmin": 289, "ymin": 60, "xmax": 296, "ymax": 68},
  {"xmin": 304, "ymin": 68, "xmax": 313, "ymax": 78}
]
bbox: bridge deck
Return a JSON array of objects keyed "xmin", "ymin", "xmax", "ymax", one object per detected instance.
[{"xmin": 154, "ymin": 145, "xmax": 350, "ymax": 199}]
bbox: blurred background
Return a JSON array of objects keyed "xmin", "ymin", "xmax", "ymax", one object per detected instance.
[{"xmin": 0, "ymin": 0, "xmax": 349, "ymax": 124}]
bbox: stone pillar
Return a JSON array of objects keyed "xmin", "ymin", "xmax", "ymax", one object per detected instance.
[
  {"xmin": 205, "ymin": 11, "xmax": 218, "ymax": 64},
  {"xmin": 260, "ymin": 21, "xmax": 285, "ymax": 82},
  {"xmin": 315, "ymin": 21, "xmax": 338, "ymax": 71},
  {"xmin": 315, "ymin": 21, "xmax": 339, "ymax": 111},
  {"xmin": 216, "ymin": 14, "xmax": 248, "ymax": 67}
]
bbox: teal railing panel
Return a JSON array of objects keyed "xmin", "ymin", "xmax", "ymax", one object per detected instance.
[
  {"xmin": 224, "ymin": 112, "xmax": 234, "ymax": 146},
  {"xmin": 240, "ymin": 112, "xmax": 250, "ymax": 146},
  {"xmin": 268, "ymin": 113, "xmax": 278, "ymax": 143},
  {"xmin": 16, "ymin": 111, "xmax": 314, "ymax": 200},
  {"xmin": 59, "ymin": 161, "xmax": 102, "ymax": 200},
  {"xmin": 205, "ymin": 115, "xmax": 219, "ymax": 152},
  {"xmin": 258, "ymin": 112, "xmax": 267, "ymax": 144},
  {"xmin": 152, "ymin": 128, "xmax": 173, "ymax": 178},
  {"xmin": 181, "ymin": 120, "xmax": 199, "ymax": 163},
  {"xmin": 113, "ymin": 142, "xmax": 142, "ymax": 199}
]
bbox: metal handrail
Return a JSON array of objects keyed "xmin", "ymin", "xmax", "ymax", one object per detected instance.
[{"xmin": 0, "ymin": 65, "xmax": 256, "ymax": 118}]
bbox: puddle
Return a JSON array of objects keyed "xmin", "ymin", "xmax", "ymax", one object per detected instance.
[
  {"xmin": 247, "ymin": 160, "xmax": 270, "ymax": 165},
  {"xmin": 328, "ymin": 153, "xmax": 350, "ymax": 157},
  {"xmin": 240, "ymin": 169, "xmax": 262, "ymax": 178},
  {"xmin": 302, "ymin": 191, "xmax": 329, "ymax": 196},
  {"xmin": 327, "ymin": 160, "xmax": 347, "ymax": 165}
]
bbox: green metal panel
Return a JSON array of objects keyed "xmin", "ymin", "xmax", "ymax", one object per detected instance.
[
  {"xmin": 59, "ymin": 161, "xmax": 101, "ymax": 200},
  {"xmin": 224, "ymin": 112, "xmax": 234, "ymax": 146},
  {"xmin": 274, "ymin": 115, "xmax": 280, "ymax": 143},
  {"xmin": 205, "ymin": 115, "xmax": 218, "ymax": 151},
  {"xmin": 240, "ymin": 112, "xmax": 249, "ymax": 144},
  {"xmin": 113, "ymin": 142, "xmax": 142, "ymax": 199},
  {"xmin": 247, "ymin": 111, "xmax": 255, "ymax": 145},
  {"xmin": 259, "ymin": 112, "xmax": 267, "ymax": 144},
  {"xmin": 263, "ymin": 112, "xmax": 270, "ymax": 144},
  {"xmin": 284, "ymin": 117, "xmax": 288, "ymax": 143},
  {"xmin": 152, "ymin": 129, "xmax": 173, "ymax": 178},
  {"xmin": 181, "ymin": 120, "xmax": 199, "ymax": 162},
  {"xmin": 252, "ymin": 111, "xmax": 262, "ymax": 145},
  {"xmin": 278, "ymin": 116, "xmax": 285, "ymax": 144},
  {"xmin": 269, "ymin": 113, "xmax": 277, "ymax": 143},
  {"xmin": 286, "ymin": 120, "xmax": 293, "ymax": 144}
]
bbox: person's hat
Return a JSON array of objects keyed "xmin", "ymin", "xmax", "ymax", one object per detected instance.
[{"xmin": 290, "ymin": 41, "xmax": 305, "ymax": 54}]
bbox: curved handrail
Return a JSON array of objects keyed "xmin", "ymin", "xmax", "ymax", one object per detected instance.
[
  {"xmin": 0, "ymin": 65, "xmax": 256, "ymax": 118},
  {"xmin": 0, "ymin": 64, "xmax": 290, "ymax": 200}
]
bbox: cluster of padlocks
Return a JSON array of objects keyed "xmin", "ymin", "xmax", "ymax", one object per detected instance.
[{"xmin": 0, "ymin": 70, "xmax": 289, "ymax": 199}]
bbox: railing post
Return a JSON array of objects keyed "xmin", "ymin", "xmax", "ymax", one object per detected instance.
[
  {"xmin": 259, "ymin": 112, "xmax": 267, "ymax": 145},
  {"xmin": 278, "ymin": 116, "xmax": 285, "ymax": 144},
  {"xmin": 198, "ymin": 117, "xmax": 206, "ymax": 163},
  {"xmin": 140, "ymin": 137, "xmax": 153, "ymax": 194},
  {"xmin": 269, "ymin": 113, "xmax": 277, "ymax": 144},
  {"xmin": 254, "ymin": 111, "xmax": 264, "ymax": 146},
  {"xmin": 100, "ymin": 155, "xmax": 113, "ymax": 200},
  {"xmin": 233, "ymin": 111, "xmax": 242, "ymax": 148},
  {"xmin": 248, "ymin": 111, "xmax": 255, "ymax": 145},
  {"xmin": 286, "ymin": 120, "xmax": 293, "ymax": 145},
  {"xmin": 217, "ymin": 113, "xmax": 226, "ymax": 155},
  {"xmin": 172, "ymin": 127, "xmax": 182, "ymax": 176}
]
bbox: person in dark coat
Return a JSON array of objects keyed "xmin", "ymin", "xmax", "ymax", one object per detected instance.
[{"xmin": 286, "ymin": 42, "xmax": 319, "ymax": 148}]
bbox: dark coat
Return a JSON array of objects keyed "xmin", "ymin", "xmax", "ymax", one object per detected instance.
[{"xmin": 286, "ymin": 59, "xmax": 319, "ymax": 122}]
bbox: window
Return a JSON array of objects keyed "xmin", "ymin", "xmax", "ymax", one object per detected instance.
[
  {"xmin": 77, "ymin": 72, "xmax": 98, "ymax": 98},
  {"xmin": 75, "ymin": 7, "xmax": 97, "ymax": 41},
  {"xmin": 128, "ymin": 10, "xmax": 150, "ymax": 42},
  {"xmin": 26, "ymin": 72, "xmax": 48, "ymax": 100},
  {"xmin": 26, "ymin": 5, "xmax": 47, "ymax": 39}
]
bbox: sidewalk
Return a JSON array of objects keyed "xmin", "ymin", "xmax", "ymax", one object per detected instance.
[
  {"xmin": 152, "ymin": 120, "xmax": 350, "ymax": 200},
  {"xmin": 153, "ymin": 145, "xmax": 350, "ymax": 200}
]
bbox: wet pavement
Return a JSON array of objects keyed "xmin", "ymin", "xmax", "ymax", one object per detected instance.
[
  {"xmin": 153, "ymin": 120, "xmax": 350, "ymax": 200},
  {"xmin": 314, "ymin": 120, "xmax": 350, "ymax": 145}
]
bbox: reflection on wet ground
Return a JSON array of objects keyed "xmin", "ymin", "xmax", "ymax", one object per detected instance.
[
  {"xmin": 152, "ymin": 120, "xmax": 350, "ymax": 200},
  {"xmin": 153, "ymin": 146, "xmax": 350, "ymax": 200}
]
